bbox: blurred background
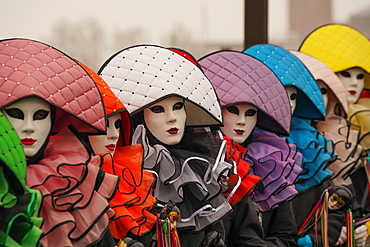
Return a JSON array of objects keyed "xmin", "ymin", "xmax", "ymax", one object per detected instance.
[{"xmin": 1, "ymin": 0, "xmax": 369, "ymax": 71}]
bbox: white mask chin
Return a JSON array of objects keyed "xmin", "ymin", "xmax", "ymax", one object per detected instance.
[
  {"xmin": 316, "ymin": 80, "xmax": 328, "ymax": 110},
  {"xmin": 88, "ymin": 113, "xmax": 121, "ymax": 154},
  {"xmin": 336, "ymin": 68, "xmax": 365, "ymax": 103},
  {"xmin": 144, "ymin": 96, "xmax": 186, "ymax": 145},
  {"xmin": 221, "ymin": 104, "xmax": 258, "ymax": 144},
  {"xmin": 285, "ymin": 86, "xmax": 298, "ymax": 115},
  {"xmin": 2, "ymin": 97, "xmax": 52, "ymax": 157}
]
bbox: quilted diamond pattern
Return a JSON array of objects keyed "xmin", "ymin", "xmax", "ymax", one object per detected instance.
[
  {"xmin": 291, "ymin": 50, "xmax": 348, "ymax": 115},
  {"xmin": 99, "ymin": 45, "xmax": 222, "ymax": 126},
  {"xmin": 299, "ymin": 24, "xmax": 370, "ymax": 74},
  {"xmin": 0, "ymin": 39, "xmax": 105, "ymax": 133},
  {"xmin": 199, "ymin": 51, "xmax": 291, "ymax": 136},
  {"xmin": 244, "ymin": 44, "xmax": 326, "ymax": 120}
]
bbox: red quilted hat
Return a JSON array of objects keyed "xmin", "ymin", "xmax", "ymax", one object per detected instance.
[{"xmin": 0, "ymin": 38, "xmax": 106, "ymax": 134}]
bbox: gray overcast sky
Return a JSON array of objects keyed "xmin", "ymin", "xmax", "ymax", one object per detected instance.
[{"xmin": 1, "ymin": 0, "xmax": 369, "ymax": 44}]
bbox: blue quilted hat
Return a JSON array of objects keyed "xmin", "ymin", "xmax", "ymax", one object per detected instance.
[{"xmin": 243, "ymin": 44, "xmax": 326, "ymax": 120}]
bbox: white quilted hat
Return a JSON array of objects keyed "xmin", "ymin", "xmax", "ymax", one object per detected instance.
[{"xmin": 99, "ymin": 45, "xmax": 222, "ymax": 126}]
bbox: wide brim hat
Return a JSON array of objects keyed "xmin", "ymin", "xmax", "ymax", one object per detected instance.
[
  {"xmin": 299, "ymin": 24, "xmax": 370, "ymax": 75},
  {"xmin": 0, "ymin": 38, "xmax": 106, "ymax": 134},
  {"xmin": 99, "ymin": 44, "xmax": 222, "ymax": 127},
  {"xmin": 244, "ymin": 44, "xmax": 326, "ymax": 120},
  {"xmin": 199, "ymin": 50, "xmax": 291, "ymax": 136},
  {"xmin": 290, "ymin": 50, "xmax": 348, "ymax": 116}
]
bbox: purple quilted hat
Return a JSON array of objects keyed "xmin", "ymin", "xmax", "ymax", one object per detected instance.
[
  {"xmin": 199, "ymin": 50, "xmax": 291, "ymax": 136},
  {"xmin": 99, "ymin": 45, "xmax": 222, "ymax": 127},
  {"xmin": 0, "ymin": 39, "xmax": 106, "ymax": 134}
]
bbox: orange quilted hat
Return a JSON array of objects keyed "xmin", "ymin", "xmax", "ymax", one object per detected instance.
[{"xmin": 78, "ymin": 61, "xmax": 133, "ymax": 147}]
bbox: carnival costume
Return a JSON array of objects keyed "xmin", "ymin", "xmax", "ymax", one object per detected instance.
[
  {"xmin": 0, "ymin": 39, "xmax": 118, "ymax": 247},
  {"xmin": 299, "ymin": 24, "xmax": 370, "ymax": 156},
  {"xmin": 199, "ymin": 50, "xmax": 302, "ymax": 246},
  {"xmin": 291, "ymin": 51, "xmax": 363, "ymax": 187},
  {"xmin": 78, "ymin": 62, "xmax": 157, "ymax": 240},
  {"xmin": 244, "ymin": 44, "xmax": 347, "ymax": 246},
  {"xmin": 0, "ymin": 111, "xmax": 43, "ymax": 247},
  {"xmin": 99, "ymin": 45, "xmax": 235, "ymax": 246}
]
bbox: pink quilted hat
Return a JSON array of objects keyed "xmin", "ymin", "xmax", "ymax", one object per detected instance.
[
  {"xmin": 99, "ymin": 45, "xmax": 222, "ymax": 127},
  {"xmin": 199, "ymin": 50, "xmax": 291, "ymax": 136},
  {"xmin": 290, "ymin": 50, "xmax": 348, "ymax": 115},
  {"xmin": 0, "ymin": 39, "xmax": 106, "ymax": 134}
]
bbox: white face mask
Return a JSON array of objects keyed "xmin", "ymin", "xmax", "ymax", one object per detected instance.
[
  {"xmin": 336, "ymin": 68, "xmax": 365, "ymax": 103},
  {"xmin": 88, "ymin": 113, "xmax": 121, "ymax": 155},
  {"xmin": 221, "ymin": 104, "xmax": 258, "ymax": 144},
  {"xmin": 285, "ymin": 86, "xmax": 298, "ymax": 114},
  {"xmin": 2, "ymin": 97, "xmax": 51, "ymax": 157},
  {"xmin": 316, "ymin": 80, "xmax": 328, "ymax": 109},
  {"xmin": 144, "ymin": 96, "xmax": 186, "ymax": 145}
]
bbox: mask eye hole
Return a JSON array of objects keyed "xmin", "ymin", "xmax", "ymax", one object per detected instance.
[
  {"xmin": 226, "ymin": 106, "xmax": 239, "ymax": 115},
  {"xmin": 245, "ymin": 109, "xmax": 257, "ymax": 117},
  {"xmin": 114, "ymin": 119, "xmax": 121, "ymax": 129},
  {"xmin": 320, "ymin": 88, "xmax": 327, "ymax": 95},
  {"xmin": 149, "ymin": 105, "xmax": 165, "ymax": 113},
  {"xmin": 357, "ymin": 74, "xmax": 364, "ymax": 80},
  {"xmin": 33, "ymin": 110, "xmax": 49, "ymax": 120},
  {"xmin": 290, "ymin": 93, "xmax": 297, "ymax": 101},
  {"xmin": 173, "ymin": 102, "xmax": 184, "ymax": 111},
  {"xmin": 4, "ymin": 108, "xmax": 24, "ymax": 120},
  {"xmin": 340, "ymin": 71, "xmax": 350, "ymax": 77}
]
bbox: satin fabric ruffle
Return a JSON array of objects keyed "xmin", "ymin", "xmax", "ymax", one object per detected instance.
[
  {"xmin": 99, "ymin": 144, "xmax": 157, "ymax": 239},
  {"xmin": 348, "ymin": 102, "xmax": 370, "ymax": 157},
  {"xmin": 222, "ymin": 136, "xmax": 260, "ymax": 205},
  {"xmin": 315, "ymin": 103, "xmax": 363, "ymax": 185},
  {"xmin": 26, "ymin": 128, "xmax": 118, "ymax": 247},
  {"xmin": 287, "ymin": 117, "xmax": 335, "ymax": 192},
  {"xmin": 132, "ymin": 125, "xmax": 233, "ymax": 232},
  {"xmin": 242, "ymin": 129, "xmax": 302, "ymax": 212},
  {"xmin": 0, "ymin": 161, "xmax": 43, "ymax": 247}
]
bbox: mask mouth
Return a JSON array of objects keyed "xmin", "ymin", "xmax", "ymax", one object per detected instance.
[
  {"xmin": 105, "ymin": 144, "xmax": 116, "ymax": 152},
  {"xmin": 234, "ymin": 129, "xmax": 245, "ymax": 135},
  {"xmin": 348, "ymin": 90, "xmax": 357, "ymax": 95},
  {"xmin": 21, "ymin": 138, "xmax": 37, "ymax": 145},
  {"xmin": 167, "ymin": 128, "xmax": 179, "ymax": 134}
]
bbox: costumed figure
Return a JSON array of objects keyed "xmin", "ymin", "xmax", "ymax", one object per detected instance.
[
  {"xmin": 0, "ymin": 38, "xmax": 119, "ymax": 247},
  {"xmin": 0, "ymin": 111, "xmax": 43, "ymax": 247},
  {"xmin": 244, "ymin": 44, "xmax": 345, "ymax": 246},
  {"xmin": 199, "ymin": 50, "xmax": 302, "ymax": 246},
  {"xmin": 78, "ymin": 62, "xmax": 157, "ymax": 243},
  {"xmin": 290, "ymin": 50, "xmax": 362, "ymax": 187},
  {"xmin": 299, "ymin": 24, "xmax": 370, "ymax": 246},
  {"xmin": 299, "ymin": 24, "xmax": 370, "ymax": 158},
  {"xmin": 99, "ymin": 45, "xmax": 236, "ymax": 246}
]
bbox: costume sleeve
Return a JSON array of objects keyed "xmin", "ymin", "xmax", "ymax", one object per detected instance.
[
  {"xmin": 262, "ymin": 201, "xmax": 298, "ymax": 247},
  {"xmin": 223, "ymin": 194, "xmax": 266, "ymax": 247}
]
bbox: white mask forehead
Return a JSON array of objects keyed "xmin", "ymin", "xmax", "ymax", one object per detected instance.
[
  {"xmin": 221, "ymin": 104, "xmax": 258, "ymax": 144},
  {"xmin": 336, "ymin": 68, "xmax": 365, "ymax": 103},
  {"xmin": 316, "ymin": 80, "xmax": 328, "ymax": 109},
  {"xmin": 284, "ymin": 86, "xmax": 298, "ymax": 115},
  {"xmin": 88, "ymin": 113, "xmax": 121, "ymax": 155},
  {"xmin": 143, "ymin": 96, "xmax": 186, "ymax": 145},
  {"xmin": 2, "ymin": 97, "xmax": 51, "ymax": 157}
]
